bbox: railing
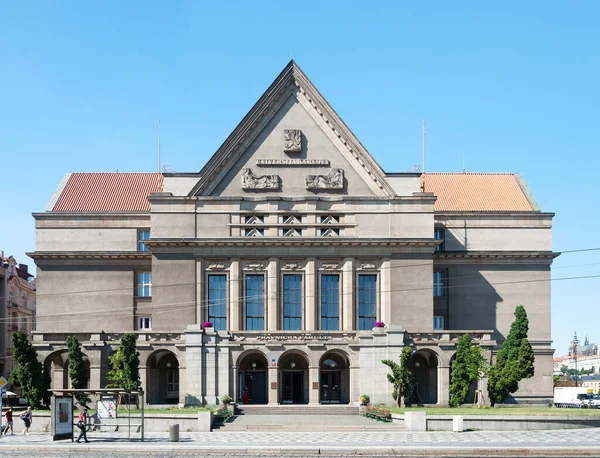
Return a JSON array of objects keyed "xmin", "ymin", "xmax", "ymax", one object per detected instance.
[{"xmin": 231, "ymin": 330, "xmax": 358, "ymax": 342}]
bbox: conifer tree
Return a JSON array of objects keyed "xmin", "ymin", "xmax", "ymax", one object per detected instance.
[
  {"xmin": 449, "ymin": 334, "xmax": 473, "ymax": 407},
  {"xmin": 10, "ymin": 331, "xmax": 50, "ymax": 408},
  {"xmin": 488, "ymin": 305, "xmax": 535, "ymax": 405},
  {"xmin": 107, "ymin": 333, "xmax": 141, "ymax": 391},
  {"xmin": 66, "ymin": 335, "xmax": 91, "ymax": 406},
  {"xmin": 382, "ymin": 346, "xmax": 415, "ymax": 407}
]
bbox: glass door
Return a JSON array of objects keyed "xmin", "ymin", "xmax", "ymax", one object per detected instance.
[{"xmin": 320, "ymin": 371, "xmax": 341, "ymax": 403}]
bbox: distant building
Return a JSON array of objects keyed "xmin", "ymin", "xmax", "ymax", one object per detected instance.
[
  {"xmin": 569, "ymin": 332, "xmax": 597, "ymax": 358},
  {"xmin": 0, "ymin": 254, "xmax": 36, "ymax": 378},
  {"xmin": 580, "ymin": 374, "xmax": 600, "ymax": 393}
]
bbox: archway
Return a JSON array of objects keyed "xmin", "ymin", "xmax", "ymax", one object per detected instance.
[
  {"xmin": 146, "ymin": 350, "xmax": 179, "ymax": 405},
  {"xmin": 279, "ymin": 351, "xmax": 309, "ymax": 404},
  {"xmin": 411, "ymin": 350, "xmax": 439, "ymax": 405},
  {"xmin": 45, "ymin": 350, "xmax": 91, "ymax": 392},
  {"xmin": 237, "ymin": 351, "xmax": 268, "ymax": 404},
  {"xmin": 319, "ymin": 351, "xmax": 350, "ymax": 404}
]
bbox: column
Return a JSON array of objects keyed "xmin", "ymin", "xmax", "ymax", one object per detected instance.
[
  {"xmin": 305, "ymin": 258, "xmax": 316, "ymax": 330},
  {"xmin": 438, "ymin": 365, "xmax": 450, "ymax": 405},
  {"xmin": 195, "ymin": 259, "xmax": 203, "ymax": 324},
  {"xmin": 342, "ymin": 258, "xmax": 354, "ymax": 330},
  {"xmin": 309, "ymin": 365, "xmax": 320, "ymax": 404},
  {"xmin": 268, "ymin": 365, "xmax": 278, "ymax": 405},
  {"xmin": 267, "ymin": 258, "xmax": 278, "ymax": 330},
  {"xmin": 380, "ymin": 258, "xmax": 391, "ymax": 325},
  {"xmin": 89, "ymin": 364, "xmax": 102, "ymax": 390},
  {"xmin": 229, "ymin": 259, "xmax": 240, "ymax": 331}
]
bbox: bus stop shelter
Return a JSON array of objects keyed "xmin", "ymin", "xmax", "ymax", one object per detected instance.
[{"xmin": 50, "ymin": 388, "xmax": 145, "ymax": 441}]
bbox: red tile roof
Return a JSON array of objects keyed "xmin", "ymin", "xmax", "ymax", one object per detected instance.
[
  {"xmin": 422, "ymin": 173, "xmax": 534, "ymax": 212},
  {"xmin": 52, "ymin": 173, "xmax": 164, "ymax": 212}
]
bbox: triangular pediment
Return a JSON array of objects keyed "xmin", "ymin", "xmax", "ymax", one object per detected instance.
[
  {"xmin": 283, "ymin": 228, "xmax": 302, "ymax": 237},
  {"xmin": 283, "ymin": 215, "xmax": 302, "ymax": 225},
  {"xmin": 189, "ymin": 61, "xmax": 397, "ymax": 198}
]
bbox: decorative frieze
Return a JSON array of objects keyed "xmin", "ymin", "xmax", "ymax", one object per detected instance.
[
  {"xmin": 257, "ymin": 159, "xmax": 329, "ymax": 166},
  {"xmin": 243, "ymin": 262, "xmax": 266, "ymax": 271},
  {"xmin": 242, "ymin": 168, "xmax": 280, "ymax": 190},
  {"xmin": 206, "ymin": 261, "xmax": 226, "ymax": 270},
  {"xmin": 359, "ymin": 262, "xmax": 377, "ymax": 270},
  {"xmin": 282, "ymin": 261, "xmax": 303, "ymax": 270},
  {"xmin": 306, "ymin": 168, "xmax": 344, "ymax": 190},
  {"xmin": 320, "ymin": 262, "xmax": 340, "ymax": 270},
  {"xmin": 283, "ymin": 129, "xmax": 302, "ymax": 152}
]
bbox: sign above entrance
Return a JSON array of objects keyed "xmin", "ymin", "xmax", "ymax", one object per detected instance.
[
  {"xmin": 256, "ymin": 333, "xmax": 332, "ymax": 342},
  {"xmin": 256, "ymin": 159, "xmax": 330, "ymax": 166}
]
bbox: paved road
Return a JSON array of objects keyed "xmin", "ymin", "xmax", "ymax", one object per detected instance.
[{"xmin": 4, "ymin": 429, "xmax": 600, "ymax": 456}]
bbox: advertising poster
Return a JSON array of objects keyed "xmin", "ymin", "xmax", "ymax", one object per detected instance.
[
  {"xmin": 97, "ymin": 396, "xmax": 117, "ymax": 419},
  {"xmin": 52, "ymin": 396, "xmax": 73, "ymax": 440}
]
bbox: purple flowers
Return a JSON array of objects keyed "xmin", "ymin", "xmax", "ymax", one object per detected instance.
[
  {"xmin": 202, "ymin": 321, "xmax": 214, "ymax": 328},
  {"xmin": 374, "ymin": 321, "xmax": 385, "ymax": 328}
]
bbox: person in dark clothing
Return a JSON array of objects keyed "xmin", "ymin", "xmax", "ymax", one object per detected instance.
[{"xmin": 76, "ymin": 409, "xmax": 89, "ymax": 443}]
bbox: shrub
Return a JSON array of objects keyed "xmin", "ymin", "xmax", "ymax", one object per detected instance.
[
  {"xmin": 220, "ymin": 394, "xmax": 233, "ymax": 403},
  {"xmin": 360, "ymin": 394, "xmax": 370, "ymax": 404}
]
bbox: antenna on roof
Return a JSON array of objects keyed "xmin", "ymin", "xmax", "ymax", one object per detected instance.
[
  {"xmin": 421, "ymin": 120, "xmax": 425, "ymax": 173},
  {"xmin": 157, "ymin": 119, "xmax": 161, "ymax": 173},
  {"xmin": 462, "ymin": 152, "xmax": 465, "ymax": 173}
]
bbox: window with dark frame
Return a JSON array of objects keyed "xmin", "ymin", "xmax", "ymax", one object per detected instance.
[
  {"xmin": 246, "ymin": 274, "xmax": 265, "ymax": 331},
  {"xmin": 320, "ymin": 274, "xmax": 339, "ymax": 330},
  {"xmin": 208, "ymin": 274, "xmax": 227, "ymax": 330},
  {"xmin": 283, "ymin": 274, "xmax": 302, "ymax": 330},
  {"xmin": 358, "ymin": 274, "xmax": 377, "ymax": 330},
  {"xmin": 138, "ymin": 317, "xmax": 152, "ymax": 330},
  {"xmin": 434, "ymin": 228, "xmax": 445, "ymax": 252},
  {"xmin": 137, "ymin": 271, "xmax": 152, "ymax": 297},
  {"xmin": 433, "ymin": 316, "xmax": 445, "ymax": 330},
  {"xmin": 433, "ymin": 271, "xmax": 445, "ymax": 297}
]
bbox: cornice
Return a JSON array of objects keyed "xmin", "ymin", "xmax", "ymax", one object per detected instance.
[
  {"xmin": 435, "ymin": 251, "xmax": 559, "ymax": 260},
  {"xmin": 27, "ymin": 251, "xmax": 152, "ymax": 261}
]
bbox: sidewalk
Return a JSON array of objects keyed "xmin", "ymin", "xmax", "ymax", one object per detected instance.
[{"xmin": 3, "ymin": 428, "xmax": 600, "ymax": 456}]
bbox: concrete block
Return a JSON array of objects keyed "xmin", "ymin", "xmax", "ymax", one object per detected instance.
[
  {"xmin": 197, "ymin": 411, "xmax": 213, "ymax": 432},
  {"xmin": 453, "ymin": 415, "xmax": 464, "ymax": 432},
  {"xmin": 404, "ymin": 411, "xmax": 427, "ymax": 431}
]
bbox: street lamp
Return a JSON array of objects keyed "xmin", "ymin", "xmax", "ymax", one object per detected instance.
[{"xmin": 573, "ymin": 332, "xmax": 579, "ymax": 387}]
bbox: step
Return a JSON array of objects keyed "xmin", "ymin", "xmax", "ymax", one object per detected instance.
[
  {"xmin": 213, "ymin": 423, "xmax": 406, "ymax": 432},
  {"xmin": 236, "ymin": 405, "xmax": 360, "ymax": 415}
]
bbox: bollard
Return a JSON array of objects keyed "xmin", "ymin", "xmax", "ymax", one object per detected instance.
[{"xmin": 169, "ymin": 423, "xmax": 179, "ymax": 442}]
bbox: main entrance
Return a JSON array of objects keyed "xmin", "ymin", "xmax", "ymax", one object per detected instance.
[
  {"xmin": 319, "ymin": 351, "xmax": 350, "ymax": 404},
  {"xmin": 278, "ymin": 351, "xmax": 309, "ymax": 404},
  {"xmin": 238, "ymin": 352, "xmax": 268, "ymax": 404}
]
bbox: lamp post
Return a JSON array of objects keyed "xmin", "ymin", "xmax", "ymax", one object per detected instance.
[{"xmin": 573, "ymin": 332, "xmax": 579, "ymax": 387}]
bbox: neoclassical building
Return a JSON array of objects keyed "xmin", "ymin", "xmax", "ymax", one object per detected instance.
[{"xmin": 30, "ymin": 61, "xmax": 556, "ymax": 406}]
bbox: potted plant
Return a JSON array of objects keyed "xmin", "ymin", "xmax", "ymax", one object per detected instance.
[
  {"xmin": 202, "ymin": 321, "xmax": 214, "ymax": 329},
  {"xmin": 374, "ymin": 321, "xmax": 385, "ymax": 328},
  {"xmin": 359, "ymin": 394, "xmax": 370, "ymax": 405},
  {"xmin": 220, "ymin": 394, "xmax": 233, "ymax": 405}
]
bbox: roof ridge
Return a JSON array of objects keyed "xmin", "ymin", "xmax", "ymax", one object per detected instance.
[{"xmin": 422, "ymin": 172, "xmax": 516, "ymax": 176}]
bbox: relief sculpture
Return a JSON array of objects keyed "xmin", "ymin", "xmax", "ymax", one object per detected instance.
[
  {"xmin": 306, "ymin": 168, "xmax": 344, "ymax": 190},
  {"xmin": 283, "ymin": 129, "xmax": 302, "ymax": 152},
  {"xmin": 242, "ymin": 168, "xmax": 280, "ymax": 190}
]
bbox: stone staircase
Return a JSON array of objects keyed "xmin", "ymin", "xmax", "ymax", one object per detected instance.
[
  {"xmin": 235, "ymin": 404, "xmax": 359, "ymax": 415},
  {"xmin": 213, "ymin": 404, "xmax": 407, "ymax": 431}
]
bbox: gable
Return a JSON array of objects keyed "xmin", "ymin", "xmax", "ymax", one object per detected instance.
[{"xmin": 189, "ymin": 61, "xmax": 396, "ymax": 198}]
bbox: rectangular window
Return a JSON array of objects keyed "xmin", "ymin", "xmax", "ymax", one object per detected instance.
[
  {"xmin": 434, "ymin": 229, "xmax": 445, "ymax": 252},
  {"xmin": 138, "ymin": 230, "xmax": 150, "ymax": 252},
  {"xmin": 433, "ymin": 271, "xmax": 445, "ymax": 297},
  {"xmin": 358, "ymin": 274, "xmax": 377, "ymax": 330},
  {"xmin": 283, "ymin": 275, "xmax": 302, "ymax": 330},
  {"xmin": 246, "ymin": 275, "xmax": 264, "ymax": 331},
  {"xmin": 137, "ymin": 272, "xmax": 152, "ymax": 297},
  {"xmin": 433, "ymin": 316, "xmax": 445, "ymax": 330},
  {"xmin": 320, "ymin": 274, "xmax": 339, "ymax": 330},
  {"xmin": 208, "ymin": 274, "xmax": 227, "ymax": 330},
  {"xmin": 138, "ymin": 317, "xmax": 152, "ymax": 330}
]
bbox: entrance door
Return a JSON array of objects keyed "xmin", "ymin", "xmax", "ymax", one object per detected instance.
[
  {"xmin": 320, "ymin": 371, "xmax": 341, "ymax": 403},
  {"xmin": 244, "ymin": 372, "xmax": 267, "ymax": 404},
  {"xmin": 282, "ymin": 371, "xmax": 304, "ymax": 403}
]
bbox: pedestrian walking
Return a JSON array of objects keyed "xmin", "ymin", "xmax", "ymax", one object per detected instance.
[
  {"xmin": 3, "ymin": 407, "xmax": 14, "ymax": 435},
  {"xmin": 20, "ymin": 406, "xmax": 32, "ymax": 435},
  {"xmin": 76, "ymin": 408, "xmax": 89, "ymax": 443},
  {"xmin": 242, "ymin": 386, "xmax": 249, "ymax": 404}
]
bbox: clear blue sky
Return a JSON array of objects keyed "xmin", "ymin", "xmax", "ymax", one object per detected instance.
[{"xmin": 1, "ymin": 1, "xmax": 598, "ymax": 355}]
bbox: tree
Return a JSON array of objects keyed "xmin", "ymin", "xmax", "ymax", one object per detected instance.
[
  {"xmin": 382, "ymin": 346, "xmax": 415, "ymax": 407},
  {"xmin": 66, "ymin": 335, "xmax": 91, "ymax": 406},
  {"xmin": 107, "ymin": 333, "xmax": 141, "ymax": 391},
  {"xmin": 9, "ymin": 331, "xmax": 50, "ymax": 408},
  {"xmin": 450, "ymin": 334, "xmax": 491, "ymax": 407},
  {"xmin": 487, "ymin": 305, "xmax": 535, "ymax": 405}
]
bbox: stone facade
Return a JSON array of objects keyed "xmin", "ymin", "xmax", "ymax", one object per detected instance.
[{"xmin": 30, "ymin": 61, "xmax": 557, "ymax": 406}]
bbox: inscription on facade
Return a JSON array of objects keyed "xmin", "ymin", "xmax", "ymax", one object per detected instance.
[
  {"xmin": 244, "ymin": 262, "xmax": 265, "ymax": 271},
  {"xmin": 283, "ymin": 129, "xmax": 302, "ymax": 152},
  {"xmin": 242, "ymin": 168, "xmax": 279, "ymax": 190},
  {"xmin": 207, "ymin": 262, "xmax": 226, "ymax": 270},
  {"xmin": 360, "ymin": 262, "xmax": 377, "ymax": 270},
  {"xmin": 306, "ymin": 168, "xmax": 344, "ymax": 190},
  {"xmin": 321, "ymin": 263, "xmax": 340, "ymax": 270},
  {"xmin": 256, "ymin": 159, "xmax": 330, "ymax": 166},
  {"xmin": 256, "ymin": 333, "xmax": 332, "ymax": 341}
]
